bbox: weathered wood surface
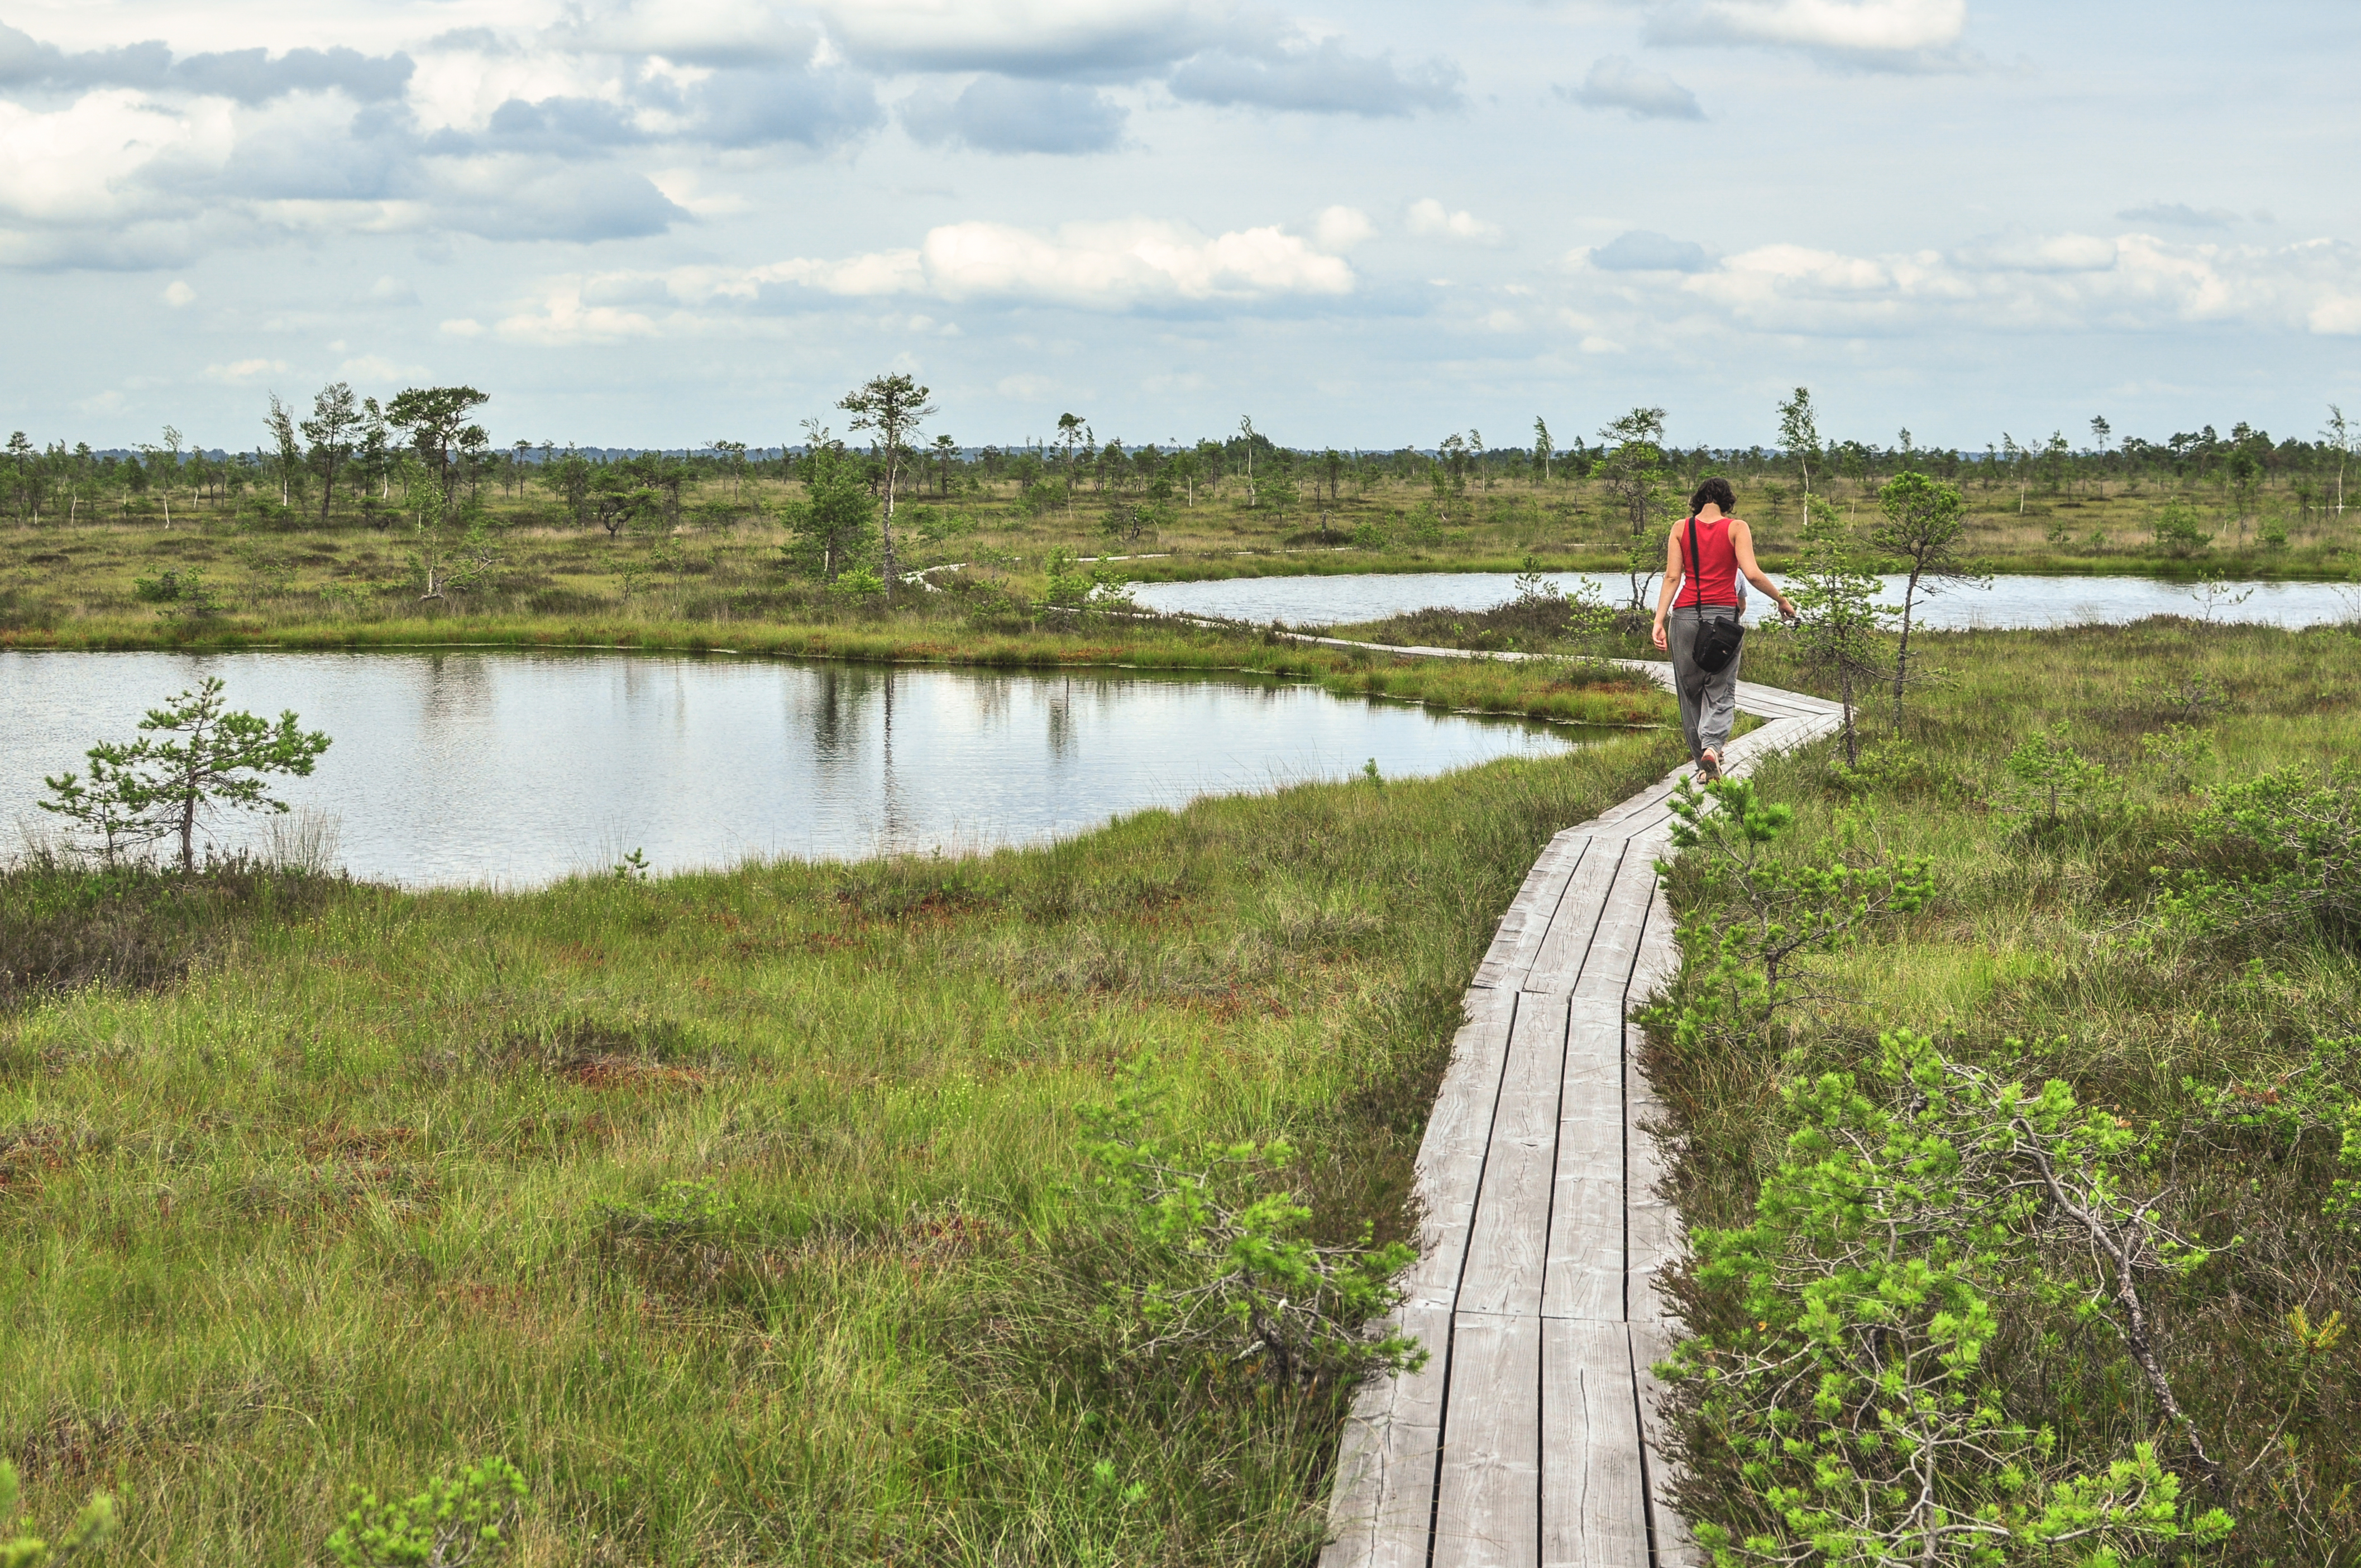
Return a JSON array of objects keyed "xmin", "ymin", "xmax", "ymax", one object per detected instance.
[
  {"xmin": 1321, "ymin": 667, "xmax": 1837, "ymax": 1568},
  {"xmin": 1459, "ymin": 996, "xmax": 1571, "ymax": 1318},
  {"xmin": 1541, "ymin": 1319, "xmax": 1651, "ymax": 1568},
  {"xmin": 1432, "ymin": 1312, "xmax": 1543, "ymax": 1568}
]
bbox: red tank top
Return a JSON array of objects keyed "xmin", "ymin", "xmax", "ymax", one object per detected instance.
[{"xmin": 1674, "ymin": 515, "xmax": 1741, "ymax": 609}]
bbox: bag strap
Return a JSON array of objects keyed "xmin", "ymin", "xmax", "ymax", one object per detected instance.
[{"xmin": 1686, "ymin": 514, "xmax": 1705, "ymax": 618}]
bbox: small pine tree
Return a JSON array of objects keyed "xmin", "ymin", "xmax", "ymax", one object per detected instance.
[{"xmin": 39, "ymin": 678, "xmax": 331, "ymax": 873}]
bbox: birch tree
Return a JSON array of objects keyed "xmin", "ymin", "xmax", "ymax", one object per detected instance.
[
  {"xmin": 265, "ymin": 394, "xmax": 301, "ymax": 508},
  {"xmin": 839, "ymin": 372, "xmax": 935, "ymax": 605},
  {"xmin": 1775, "ymin": 387, "xmax": 1819, "ymax": 532},
  {"xmin": 2326, "ymin": 405, "xmax": 2352, "ymax": 516}
]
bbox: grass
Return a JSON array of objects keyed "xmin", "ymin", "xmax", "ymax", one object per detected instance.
[
  {"xmin": 10, "ymin": 484, "xmax": 2359, "ymax": 1564},
  {"xmin": 1645, "ymin": 616, "xmax": 2361, "ymax": 1563},
  {"xmin": 0, "ymin": 725, "xmax": 1684, "ymax": 1565}
]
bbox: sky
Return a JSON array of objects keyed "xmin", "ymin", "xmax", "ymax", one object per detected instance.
[{"xmin": 2, "ymin": 0, "xmax": 2357, "ymax": 455}]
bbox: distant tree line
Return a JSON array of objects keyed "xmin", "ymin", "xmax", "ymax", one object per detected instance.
[{"xmin": 4, "ymin": 381, "xmax": 2354, "ymax": 536}]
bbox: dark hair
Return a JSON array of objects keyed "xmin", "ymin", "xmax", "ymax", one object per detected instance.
[{"xmin": 1689, "ymin": 476, "xmax": 1737, "ymax": 515}]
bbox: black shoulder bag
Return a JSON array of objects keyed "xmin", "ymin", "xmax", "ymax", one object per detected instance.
[{"xmin": 1686, "ymin": 514, "xmax": 1745, "ymax": 674}]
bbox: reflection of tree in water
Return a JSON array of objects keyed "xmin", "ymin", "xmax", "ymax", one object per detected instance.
[
  {"xmin": 415, "ymin": 651, "xmax": 495, "ymax": 729},
  {"xmin": 965, "ymin": 671, "xmax": 1011, "ymax": 727},
  {"xmin": 806, "ymin": 666, "xmax": 866, "ymax": 762},
  {"xmin": 1046, "ymin": 679, "xmax": 1076, "ymax": 761},
  {"xmin": 794, "ymin": 665, "xmax": 913, "ymax": 848},
  {"xmin": 615, "ymin": 655, "xmax": 692, "ymax": 738},
  {"xmin": 877, "ymin": 669, "xmax": 911, "ymax": 845}
]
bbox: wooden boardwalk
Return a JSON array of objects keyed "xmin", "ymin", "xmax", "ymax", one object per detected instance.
[{"xmin": 1320, "ymin": 662, "xmax": 1844, "ymax": 1568}]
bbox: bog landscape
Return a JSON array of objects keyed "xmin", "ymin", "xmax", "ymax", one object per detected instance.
[{"xmin": 2, "ymin": 383, "xmax": 2358, "ymax": 1567}]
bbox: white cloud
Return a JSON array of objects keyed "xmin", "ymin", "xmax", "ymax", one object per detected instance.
[
  {"xmin": 736, "ymin": 249, "xmax": 928, "ymax": 298},
  {"xmin": 541, "ymin": 214, "xmax": 1357, "ymax": 331},
  {"xmin": 1407, "ymin": 198, "xmax": 1503, "ymax": 243},
  {"xmin": 162, "ymin": 279, "xmax": 195, "ymax": 305},
  {"xmin": 495, "ymin": 283, "xmax": 664, "ymax": 344},
  {"xmin": 438, "ymin": 317, "xmax": 483, "ymax": 336},
  {"xmin": 2311, "ymin": 297, "xmax": 2361, "ymax": 335},
  {"xmin": 1562, "ymin": 56, "xmax": 1702, "ymax": 121},
  {"xmin": 202, "ymin": 356, "xmax": 289, "ymax": 383},
  {"xmin": 1637, "ymin": 230, "xmax": 2361, "ymax": 338},
  {"xmin": 335, "ymin": 353, "xmax": 418, "ymax": 381},
  {"xmin": 404, "ymin": 42, "xmax": 624, "ymax": 136},
  {"xmin": 1646, "ymin": 0, "xmax": 1972, "ymax": 69},
  {"xmin": 367, "ymin": 275, "xmax": 419, "ymax": 303},
  {"xmin": 927, "ymin": 218, "xmax": 1353, "ymax": 304},
  {"xmin": 1314, "ymin": 205, "xmax": 1375, "ymax": 250},
  {"xmin": 648, "ymin": 168, "xmax": 749, "ymax": 216},
  {"xmin": 0, "ymin": 89, "xmax": 232, "ymax": 225},
  {"xmin": 709, "ymin": 217, "xmax": 1356, "ymax": 310}
]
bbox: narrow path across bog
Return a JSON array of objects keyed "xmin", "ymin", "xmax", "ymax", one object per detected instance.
[{"xmin": 1315, "ymin": 658, "xmax": 1845, "ymax": 1568}]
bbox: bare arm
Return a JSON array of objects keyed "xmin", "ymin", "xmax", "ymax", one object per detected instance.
[
  {"xmin": 1650, "ymin": 527, "xmax": 1683, "ymax": 649},
  {"xmin": 1731, "ymin": 520, "xmax": 1796, "ymax": 618}
]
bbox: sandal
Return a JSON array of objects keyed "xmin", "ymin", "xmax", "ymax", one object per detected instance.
[{"xmin": 1696, "ymin": 749, "xmax": 1721, "ymax": 782}]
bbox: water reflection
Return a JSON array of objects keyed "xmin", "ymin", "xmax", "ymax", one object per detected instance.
[{"xmin": 0, "ymin": 650, "xmax": 1578, "ymax": 887}]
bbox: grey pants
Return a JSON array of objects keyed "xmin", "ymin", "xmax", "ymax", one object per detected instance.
[{"xmin": 1667, "ymin": 609, "xmax": 1741, "ymax": 762}]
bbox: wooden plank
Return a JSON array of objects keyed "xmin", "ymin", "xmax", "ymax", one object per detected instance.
[
  {"xmin": 1629, "ymin": 1322, "xmax": 1707, "ymax": 1568},
  {"xmin": 1627, "ymin": 883, "xmax": 1681, "ymax": 1007},
  {"xmin": 1321, "ymin": 1335, "xmax": 1397, "ymax": 1568},
  {"xmin": 1624, "ymin": 1022, "xmax": 1681, "ymax": 1332},
  {"xmin": 1322, "ymin": 1302, "xmax": 1455, "ymax": 1568},
  {"xmin": 1736, "ymin": 682, "xmax": 1839, "ymax": 715},
  {"xmin": 1459, "ymin": 995, "xmax": 1570, "ymax": 1317},
  {"xmin": 1564, "ymin": 848, "xmax": 1662, "ymax": 1003},
  {"xmin": 1474, "ymin": 834, "xmax": 1591, "ymax": 991},
  {"xmin": 1541, "ymin": 996, "xmax": 1625, "ymax": 1322},
  {"xmin": 1609, "ymin": 658, "xmax": 1676, "ymax": 695},
  {"xmin": 1526, "ymin": 839, "xmax": 1627, "ymax": 996},
  {"xmin": 1432, "ymin": 1312, "xmax": 1542, "ymax": 1568},
  {"xmin": 1583, "ymin": 773, "xmax": 1685, "ymax": 833},
  {"xmin": 1403, "ymin": 986, "xmax": 1519, "ymax": 1306},
  {"xmin": 1540, "ymin": 1319, "xmax": 1651, "ymax": 1568}
]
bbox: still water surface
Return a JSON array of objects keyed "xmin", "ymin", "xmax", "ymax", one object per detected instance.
[
  {"xmin": 1131, "ymin": 572, "xmax": 2358, "ymax": 630},
  {"xmin": 0, "ymin": 650, "xmax": 1577, "ymax": 886}
]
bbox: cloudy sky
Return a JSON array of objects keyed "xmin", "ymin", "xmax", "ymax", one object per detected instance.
[{"xmin": 3, "ymin": 0, "xmax": 2355, "ymax": 453}]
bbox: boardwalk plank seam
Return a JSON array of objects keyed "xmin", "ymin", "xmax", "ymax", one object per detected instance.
[{"xmin": 1321, "ymin": 661, "xmax": 1833, "ymax": 1568}]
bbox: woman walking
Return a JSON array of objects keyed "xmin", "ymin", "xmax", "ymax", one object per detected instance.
[{"xmin": 1651, "ymin": 477, "xmax": 1794, "ymax": 780}]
